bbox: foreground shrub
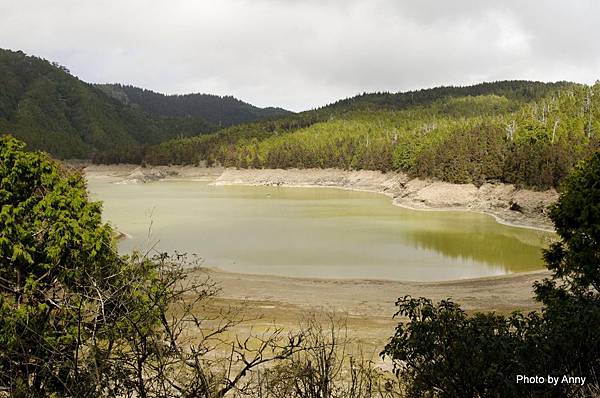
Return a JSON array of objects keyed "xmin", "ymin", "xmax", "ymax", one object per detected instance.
[
  {"xmin": 383, "ymin": 152, "xmax": 600, "ymax": 397},
  {"xmin": 0, "ymin": 136, "xmax": 307, "ymax": 397}
]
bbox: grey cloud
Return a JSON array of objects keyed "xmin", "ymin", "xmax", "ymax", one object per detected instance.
[{"xmin": 1, "ymin": 0, "xmax": 598, "ymax": 111}]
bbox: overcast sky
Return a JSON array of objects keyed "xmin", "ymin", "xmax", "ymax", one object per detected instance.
[{"xmin": 1, "ymin": 0, "xmax": 599, "ymax": 111}]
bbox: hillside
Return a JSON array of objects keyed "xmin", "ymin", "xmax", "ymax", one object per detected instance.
[
  {"xmin": 2, "ymin": 47, "xmax": 597, "ymax": 189},
  {"xmin": 322, "ymin": 81, "xmax": 571, "ymax": 112},
  {"xmin": 145, "ymin": 80, "xmax": 599, "ymax": 189},
  {"xmin": 0, "ymin": 48, "xmax": 215, "ymax": 159},
  {"xmin": 97, "ymin": 84, "xmax": 291, "ymax": 128},
  {"xmin": 0, "ymin": 49, "xmax": 288, "ymax": 161}
]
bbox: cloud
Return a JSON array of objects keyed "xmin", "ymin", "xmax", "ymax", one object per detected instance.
[{"xmin": 1, "ymin": 0, "xmax": 599, "ymax": 111}]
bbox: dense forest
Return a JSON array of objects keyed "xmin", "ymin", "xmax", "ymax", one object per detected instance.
[
  {"xmin": 145, "ymin": 80, "xmax": 599, "ymax": 189},
  {"xmin": 0, "ymin": 49, "xmax": 289, "ymax": 161},
  {"xmin": 97, "ymin": 84, "xmax": 291, "ymax": 127},
  {"xmin": 0, "ymin": 49, "xmax": 208, "ymax": 159}
]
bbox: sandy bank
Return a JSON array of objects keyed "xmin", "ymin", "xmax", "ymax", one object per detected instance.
[
  {"xmin": 214, "ymin": 168, "xmax": 558, "ymax": 231},
  {"xmin": 84, "ymin": 165, "xmax": 558, "ymax": 231},
  {"xmin": 195, "ymin": 268, "xmax": 548, "ymax": 349},
  {"xmin": 201, "ymin": 267, "xmax": 547, "ymax": 317},
  {"xmin": 84, "ymin": 164, "xmax": 224, "ymax": 183}
]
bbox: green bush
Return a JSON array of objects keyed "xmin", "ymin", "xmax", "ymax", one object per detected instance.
[{"xmin": 383, "ymin": 153, "xmax": 600, "ymax": 397}]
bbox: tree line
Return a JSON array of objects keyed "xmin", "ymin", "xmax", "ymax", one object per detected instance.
[{"xmin": 97, "ymin": 84, "xmax": 291, "ymax": 127}]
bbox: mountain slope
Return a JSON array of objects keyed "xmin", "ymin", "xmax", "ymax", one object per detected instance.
[
  {"xmin": 0, "ymin": 49, "xmax": 289, "ymax": 160},
  {"xmin": 146, "ymin": 80, "xmax": 579, "ymax": 165},
  {"xmin": 96, "ymin": 84, "xmax": 292, "ymax": 128},
  {"xmin": 145, "ymin": 80, "xmax": 599, "ymax": 188},
  {"xmin": 0, "ymin": 49, "xmax": 217, "ymax": 159}
]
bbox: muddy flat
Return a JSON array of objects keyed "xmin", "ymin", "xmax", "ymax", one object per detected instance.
[
  {"xmin": 193, "ymin": 268, "xmax": 549, "ymax": 351},
  {"xmin": 202, "ymin": 268, "xmax": 547, "ymax": 316}
]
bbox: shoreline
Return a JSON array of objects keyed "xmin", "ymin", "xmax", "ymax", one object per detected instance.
[
  {"xmin": 197, "ymin": 266, "xmax": 548, "ymax": 319},
  {"xmin": 233, "ymin": 179, "xmax": 554, "ymax": 233},
  {"xmin": 84, "ymin": 164, "xmax": 552, "ymax": 344},
  {"xmin": 84, "ymin": 164, "xmax": 558, "ymax": 232},
  {"xmin": 192, "ymin": 266, "xmax": 549, "ymax": 356},
  {"xmin": 213, "ymin": 168, "xmax": 558, "ymax": 232}
]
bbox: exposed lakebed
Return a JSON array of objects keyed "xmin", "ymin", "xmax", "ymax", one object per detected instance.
[{"xmin": 87, "ymin": 177, "xmax": 554, "ymax": 281}]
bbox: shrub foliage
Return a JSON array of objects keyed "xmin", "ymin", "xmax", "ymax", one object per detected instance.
[{"xmin": 383, "ymin": 153, "xmax": 600, "ymax": 397}]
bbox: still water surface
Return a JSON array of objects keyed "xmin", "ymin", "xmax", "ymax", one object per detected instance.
[{"xmin": 87, "ymin": 178, "xmax": 554, "ymax": 281}]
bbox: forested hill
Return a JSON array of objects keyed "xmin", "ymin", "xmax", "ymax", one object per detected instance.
[
  {"xmin": 0, "ymin": 48, "xmax": 288, "ymax": 161},
  {"xmin": 0, "ymin": 48, "xmax": 216, "ymax": 159},
  {"xmin": 97, "ymin": 84, "xmax": 292, "ymax": 127},
  {"xmin": 2, "ymin": 47, "xmax": 597, "ymax": 189},
  {"xmin": 320, "ymin": 81, "xmax": 572, "ymax": 112},
  {"xmin": 146, "ymin": 80, "xmax": 600, "ymax": 189}
]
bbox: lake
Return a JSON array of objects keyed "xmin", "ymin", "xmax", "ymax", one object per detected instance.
[{"xmin": 87, "ymin": 177, "xmax": 554, "ymax": 281}]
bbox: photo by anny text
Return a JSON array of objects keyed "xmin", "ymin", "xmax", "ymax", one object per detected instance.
[{"xmin": 517, "ymin": 375, "xmax": 586, "ymax": 386}]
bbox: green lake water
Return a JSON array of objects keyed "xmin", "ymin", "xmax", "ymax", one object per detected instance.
[{"xmin": 87, "ymin": 178, "xmax": 554, "ymax": 281}]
